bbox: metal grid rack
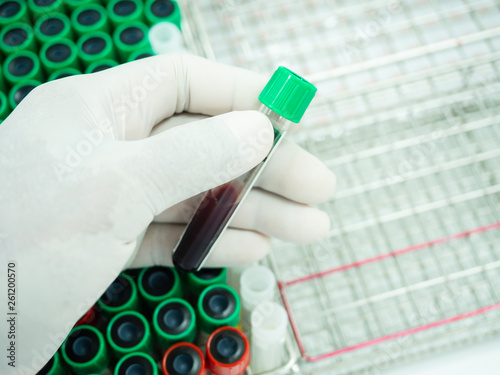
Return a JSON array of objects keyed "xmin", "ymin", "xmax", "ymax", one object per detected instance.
[{"xmin": 178, "ymin": 0, "xmax": 500, "ymax": 373}]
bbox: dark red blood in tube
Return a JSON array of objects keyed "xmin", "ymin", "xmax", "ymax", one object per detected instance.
[
  {"xmin": 173, "ymin": 182, "xmax": 242, "ymax": 272},
  {"xmin": 206, "ymin": 326, "xmax": 250, "ymax": 375}
]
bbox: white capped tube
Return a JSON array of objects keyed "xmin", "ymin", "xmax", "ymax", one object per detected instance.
[
  {"xmin": 148, "ymin": 22, "xmax": 188, "ymax": 54},
  {"xmin": 226, "ymin": 263, "xmax": 254, "ymax": 295},
  {"xmin": 250, "ymin": 302, "xmax": 288, "ymax": 374},
  {"xmin": 240, "ymin": 265, "xmax": 276, "ymax": 331}
]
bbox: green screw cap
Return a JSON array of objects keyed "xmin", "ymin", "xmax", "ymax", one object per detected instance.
[
  {"xmin": 107, "ymin": 310, "xmax": 153, "ymax": 359},
  {"xmin": 113, "ymin": 21, "xmax": 151, "ymax": 63},
  {"xmin": 258, "ymin": 66, "xmax": 317, "ymax": 123},
  {"xmin": 97, "ymin": 273, "xmax": 140, "ymax": 317},
  {"xmin": 138, "ymin": 266, "xmax": 182, "ymax": 313},
  {"xmin": 198, "ymin": 284, "xmax": 240, "ymax": 334},
  {"xmin": 37, "ymin": 351, "xmax": 66, "ymax": 375},
  {"xmin": 0, "ymin": 91, "xmax": 9, "ymax": 120},
  {"xmin": 3, "ymin": 50, "xmax": 44, "ymax": 86},
  {"xmin": 71, "ymin": 4, "xmax": 110, "ymax": 36},
  {"xmin": 107, "ymin": 0, "xmax": 144, "ymax": 28},
  {"xmin": 77, "ymin": 31, "xmax": 116, "ymax": 67},
  {"xmin": 40, "ymin": 39, "xmax": 80, "ymax": 75},
  {"xmin": 114, "ymin": 352, "xmax": 158, "ymax": 375},
  {"xmin": 28, "ymin": 0, "xmax": 65, "ymax": 18},
  {"xmin": 145, "ymin": 0, "xmax": 181, "ymax": 29},
  {"xmin": 8, "ymin": 80, "xmax": 41, "ymax": 110},
  {"xmin": 152, "ymin": 298, "xmax": 196, "ymax": 350},
  {"xmin": 61, "ymin": 325, "xmax": 110, "ymax": 375},
  {"xmin": 35, "ymin": 12, "xmax": 73, "ymax": 44},
  {"xmin": 0, "ymin": 22, "xmax": 37, "ymax": 54},
  {"xmin": 48, "ymin": 67, "xmax": 81, "ymax": 81},
  {"xmin": 84, "ymin": 59, "xmax": 118, "ymax": 74},
  {"xmin": 185, "ymin": 268, "xmax": 227, "ymax": 297},
  {"xmin": 0, "ymin": 0, "xmax": 29, "ymax": 25}
]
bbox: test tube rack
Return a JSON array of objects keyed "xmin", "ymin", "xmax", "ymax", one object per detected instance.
[{"xmin": 178, "ymin": 0, "xmax": 500, "ymax": 374}]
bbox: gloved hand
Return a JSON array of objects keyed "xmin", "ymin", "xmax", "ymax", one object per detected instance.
[{"xmin": 0, "ymin": 54, "xmax": 335, "ymax": 373}]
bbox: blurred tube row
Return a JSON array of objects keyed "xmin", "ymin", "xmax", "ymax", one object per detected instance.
[
  {"xmin": 0, "ymin": 0, "xmax": 186, "ymax": 121},
  {"xmin": 37, "ymin": 265, "xmax": 290, "ymax": 375}
]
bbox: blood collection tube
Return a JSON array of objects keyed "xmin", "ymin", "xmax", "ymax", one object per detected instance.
[
  {"xmin": 185, "ymin": 268, "xmax": 227, "ymax": 297},
  {"xmin": 0, "ymin": 23, "xmax": 37, "ymax": 54},
  {"xmin": 48, "ymin": 67, "xmax": 81, "ymax": 81},
  {"xmin": 39, "ymin": 39, "xmax": 80, "ymax": 75},
  {"xmin": 3, "ymin": 51, "xmax": 43, "ymax": 86},
  {"xmin": 113, "ymin": 21, "xmax": 151, "ymax": 63},
  {"xmin": 71, "ymin": 4, "xmax": 109, "ymax": 36},
  {"xmin": 239, "ymin": 265, "xmax": 276, "ymax": 331},
  {"xmin": 0, "ymin": 0, "xmax": 29, "ymax": 26},
  {"xmin": 97, "ymin": 273, "xmax": 140, "ymax": 317},
  {"xmin": 28, "ymin": 0, "xmax": 65, "ymax": 18},
  {"xmin": 137, "ymin": 266, "xmax": 182, "ymax": 313},
  {"xmin": 152, "ymin": 298, "xmax": 196, "ymax": 350},
  {"xmin": 148, "ymin": 21, "xmax": 186, "ymax": 55},
  {"xmin": 250, "ymin": 301, "xmax": 288, "ymax": 373},
  {"xmin": 206, "ymin": 326, "xmax": 250, "ymax": 375},
  {"xmin": 106, "ymin": 310, "xmax": 153, "ymax": 358},
  {"xmin": 0, "ymin": 92, "xmax": 9, "ymax": 121},
  {"xmin": 61, "ymin": 325, "xmax": 110, "ymax": 375},
  {"xmin": 114, "ymin": 352, "xmax": 158, "ymax": 375},
  {"xmin": 161, "ymin": 342, "xmax": 205, "ymax": 375},
  {"xmin": 35, "ymin": 350, "xmax": 66, "ymax": 375},
  {"xmin": 197, "ymin": 284, "xmax": 240, "ymax": 343},
  {"xmin": 84, "ymin": 59, "xmax": 118, "ymax": 73},
  {"xmin": 144, "ymin": 0, "xmax": 181, "ymax": 29},
  {"xmin": 127, "ymin": 50, "xmax": 154, "ymax": 62},
  {"xmin": 8, "ymin": 79, "xmax": 40, "ymax": 109},
  {"xmin": 172, "ymin": 66, "xmax": 317, "ymax": 272},
  {"xmin": 77, "ymin": 31, "xmax": 116, "ymax": 67},
  {"xmin": 107, "ymin": 0, "xmax": 144, "ymax": 27},
  {"xmin": 34, "ymin": 13, "xmax": 72, "ymax": 44}
]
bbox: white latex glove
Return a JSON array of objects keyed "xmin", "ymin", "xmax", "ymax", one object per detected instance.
[{"xmin": 0, "ymin": 54, "xmax": 335, "ymax": 374}]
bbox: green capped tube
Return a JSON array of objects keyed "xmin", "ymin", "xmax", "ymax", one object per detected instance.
[
  {"xmin": 3, "ymin": 50, "xmax": 44, "ymax": 86},
  {"xmin": 107, "ymin": 0, "xmax": 144, "ymax": 28},
  {"xmin": 0, "ymin": 22, "xmax": 37, "ymax": 54},
  {"xmin": 34, "ymin": 12, "xmax": 72, "ymax": 44},
  {"xmin": 144, "ymin": 0, "xmax": 181, "ymax": 29},
  {"xmin": 77, "ymin": 31, "xmax": 116, "ymax": 67},
  {"xmin": 114, "ymin": 352, "xmax": 158, "ymax": 375},
  {"xmin": 152, "ymin": 298, "xmax": 196, "ymax": 350},
  {"xmin": 28, "ymin": 0, "xmax": 65, "ymax": 18},
  {"xmin": 71, "ymin": 4, "xmax": 109, "ymax": 36},
  {"xmin": 106, "ymin": 310, "xmax": 153, "ymax": 358},
  {"xmin": 0, "ymin": 0, "xmax": 29, "ymax": 25},
  {"xmin": 8, "ymin": 80, "xmax": 40, "ymax": 110},
  {"xmin": 97, "ymin": 273, "xmax": 140, "ymax": 317},
  {"xmin": 84, "ymin": 59, "xmax": 118, "ymax": 73},
  {"xmin": 138, "ymin": 266, "xmax": 182, "ymax": 313},
  {"xmin": 197, "ymin": 284, "xmax": 240, "ymax": 335},
  {"xmin": 37, "ymin": 351, "xmax": 66, "ymax": 375},
  {"xmin": 185, "ymin": 268, "xmax": 227, "ymax": 297},
  {"xmin": 64, "ymin": 0, "xmax": 99, "ymax": 12},
  {"xmin": 0, "ymin": 68, "xmax": 6, "ymax": 93},
  {"xmin": 127, "ymin": 50, "xmax": 154, "ymax": 62},
  {"xmin": 48, "ymin": 67, "xmax": 81, "ymax": 81},
  {"xmin": 61, "ymin": 325, "xmax": 110, "ymax": 375},
  {"xmin": 0, "ymin": 90, "xmax": 10, "ymax": 120},
  {"xmin": 112, "ymin": 21, "xmax": 151, "ymax": 63},
  {"xmin": 40, "ymin": 39, "xmax": 80, "ymax": 75}
]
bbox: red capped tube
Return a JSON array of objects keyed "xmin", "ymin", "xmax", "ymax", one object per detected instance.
[
  {"xmin": 206, "ymin": 326, "xmax": 250, "ymax": 375},
  {"xmin": 74, "ymin": 305, "xmax": 100, "ymax": 327},
  {"xmin": 162, "ymin": 342, "xmax": 205, "ymax": 375}
]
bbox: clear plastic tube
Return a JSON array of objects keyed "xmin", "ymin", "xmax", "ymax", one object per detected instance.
[
  {"xmin": 148, "ymin": 21, "xmax": 188, "ymax": 54},
  {"xmin": 172, "ymin": 105, "xmax": 290, "ymax": 272}
]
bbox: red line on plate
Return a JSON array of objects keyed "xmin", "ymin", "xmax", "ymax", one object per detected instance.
[{"xmin": 285, "ymin": 222, "xmax": 500, "ymax": 287}]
